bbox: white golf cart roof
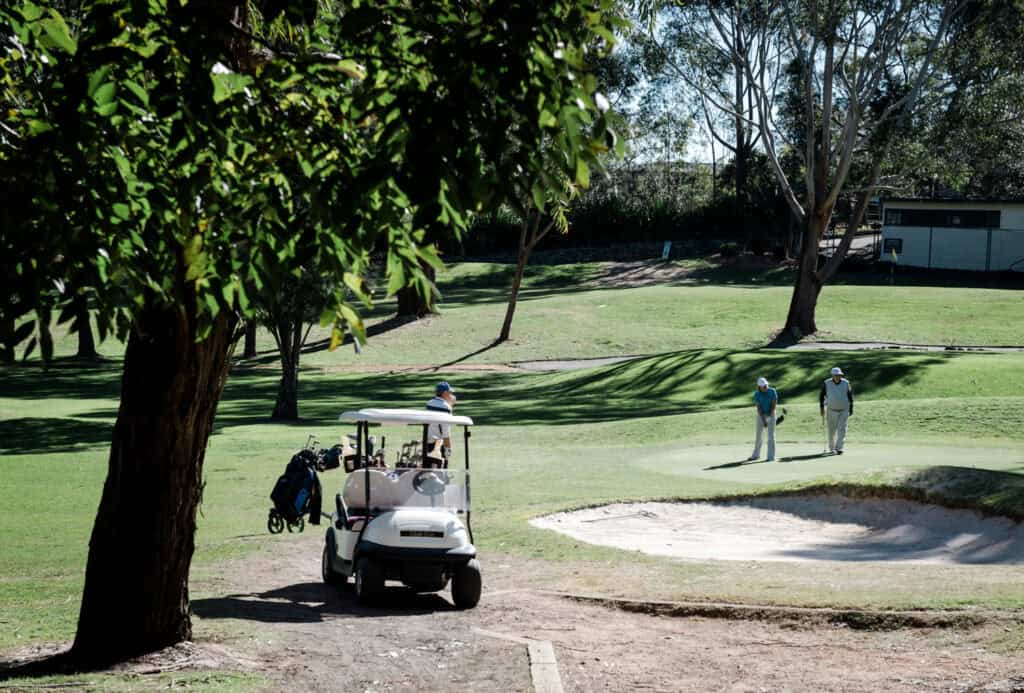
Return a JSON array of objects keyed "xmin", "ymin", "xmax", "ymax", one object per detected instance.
[{"xmin": 339, "ymin": 408, "xmax": 474, "ymax": 426}]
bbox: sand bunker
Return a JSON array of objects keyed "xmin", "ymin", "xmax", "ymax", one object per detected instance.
[{"xmin": 531, "ymin": 495, "xmax": 1024, "ymax": 565}]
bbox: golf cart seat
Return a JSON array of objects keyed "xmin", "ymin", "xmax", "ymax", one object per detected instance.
[
  {"xmin": 342, "ymin": 468, "xmax": 398, "ymax": 513},
  {"xmin": 335, "ymin": 493, "xmax": 371, "ymax": 530}
]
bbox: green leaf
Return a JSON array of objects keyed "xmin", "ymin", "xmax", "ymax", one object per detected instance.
[
  {"xmin": 40, "ymin": 11, "xmax": 77, "ymax": 55},
  {"xmin": 27, "ymin": 120, "xmax": 53, "ymax": 136},
  {"xmin": 95, "ymin": 101, "xmax": 118, "ymax": 117},
  {"xmin": 339, "ymin": 303, "xmax": 366, "ymax": 344},
  {"xmin": 91, "ymin": 82, "xmax": 116, "ymax": 106},
  {"xmin": 87, "ymin": 66, "xmax": 112, "ymax": 99},
  {"xmin": 211, "ymin": 71, "xmax": 252, "ymax": 104},
  {"xmin": 328, "ymin": 326, "xmax": 344, "ymax": 352},
  {"xmin": 330, "ymin": 59, "xmax": 366, "ymax": 80},
  {"xmin": 530, "ymin": 182, "xmax": 546, "ymax": 211},
  {"xmin": 575, "ymin": 159, "xmax": 590, "ymax": 188}
]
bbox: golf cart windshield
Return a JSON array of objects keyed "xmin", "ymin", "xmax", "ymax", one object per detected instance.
[{"xmin": 342, "ymin": 467, "xmax": 469, "ymax": 514}]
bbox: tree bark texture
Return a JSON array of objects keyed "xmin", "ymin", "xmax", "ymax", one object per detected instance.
[
  {"xmin": 37, "ymin": 305, "xmax": 54, "ymax": 363},
  {"xmin": 498, "ymin": 213, "xmax": 553, "ymax": 344},
  {"xmin": 784, "ymin": 213, "xmax": 827, "ymax": 337},
  {"xmin": 75, "ymin": 294, "xmax": 98, "ymax": 360},
  {"xmin": 71, "ymin": 301, "xmax": 235, "ymax": 666},
  {"xmin": 498, "ymin": 251, "xmax": 530, "ymax": 343},
  {"xmin": 270, "ymin": 318, "xmax": 302, "ymax": 420},
  {"xmin": 242, "ymin": 321, "xmax": 257, "ymax": 359}
]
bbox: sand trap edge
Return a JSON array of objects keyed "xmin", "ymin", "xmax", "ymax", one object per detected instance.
[
  {"xmin": 542, "ymin": 479, "xmax": 1024, "ymax": 524},
  {"xmin": 542, "ymin": 592, "xmax": 1024, "ymax": 631}
]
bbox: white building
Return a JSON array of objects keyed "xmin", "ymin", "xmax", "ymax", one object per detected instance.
[{"xmin": 879, "ymin": 199, "xmax": 1024, "ymax": 272}]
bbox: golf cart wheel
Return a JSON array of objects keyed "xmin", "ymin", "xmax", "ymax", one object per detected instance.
[
  {"xmin": 321, "ymin": 541, "xmax": 345, "ymax": 587},
  {"xmin": 451, "ymin": 559, "xmax": 482, "ymax": 609},
  {"xmin": 267, "ymin": 511, "xmax": 285, "ymax": 534},
  {"xmin": 355, "ymin": 557, "xmax": 384, "ymax": 605},
  {"xmin": 287, "ymin": 516, "xmax": 305, "ymax": 533}
]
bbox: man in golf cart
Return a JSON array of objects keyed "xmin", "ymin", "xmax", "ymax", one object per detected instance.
[{"xmin": 425, "ymin": 381, "xmax": 456, "ymax": 467}]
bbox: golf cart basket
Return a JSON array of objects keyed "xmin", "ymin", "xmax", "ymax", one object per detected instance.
[{"xmin": 337, "ymin": 408, "xmax": 474, "ymax": 539}]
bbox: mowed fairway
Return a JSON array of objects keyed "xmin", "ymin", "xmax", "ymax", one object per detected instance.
[{"xmin": 2, "ymin": 259, "xmax": 1024, "ymax": 659}]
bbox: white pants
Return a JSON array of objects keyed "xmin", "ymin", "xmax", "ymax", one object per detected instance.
[
  {"xmin": 752, "ymin": 413, "xmax": 776, "ymax": 459},
  {"xmin": 826, "ymin": 409, "xmax": 849, "ymax": 451}
]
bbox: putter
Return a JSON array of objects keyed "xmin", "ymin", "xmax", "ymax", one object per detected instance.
[{"xmin": 822, "ymin": 413, "xmax": 829, "ymax": 454}]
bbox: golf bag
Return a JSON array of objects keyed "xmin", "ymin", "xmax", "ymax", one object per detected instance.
[{"xmin": 270, "ymin": 449, "xmax": 322, "ymax": 525}]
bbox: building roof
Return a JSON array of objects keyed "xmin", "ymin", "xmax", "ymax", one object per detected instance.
[{"xmin": 882, "ymin": 198, "xmax": 1024, "ymax": 206}]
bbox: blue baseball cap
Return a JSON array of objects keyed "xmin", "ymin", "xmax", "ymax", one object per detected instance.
[{"xmin": 435, "ymin": 381, "xmax": 455, "ymax": 395}]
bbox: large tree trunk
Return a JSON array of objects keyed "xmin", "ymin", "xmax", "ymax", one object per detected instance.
[
  {"xmin": 71, "ymin": 301, "xmax": 235, "ymax": 667},
  {"xmin": 783, "ymin": 214, "xmax": 827, "ymax": 337},
  {"xmin": 270, "ymin": 319, "xmax": 302, "ymax": 420},
  {"xmin": 75, "ymin": 294, "xmax": 98, "ymax": 361}
]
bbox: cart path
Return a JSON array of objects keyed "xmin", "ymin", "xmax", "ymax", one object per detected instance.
[{"xmin": 180, "ymin": 533, "xmax": 1024, "ymax": 692}]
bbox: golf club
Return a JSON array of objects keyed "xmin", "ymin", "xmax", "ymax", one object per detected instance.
[{"xmin": 822, "ymin": 413, "xmax": 829, "ymax": 454}]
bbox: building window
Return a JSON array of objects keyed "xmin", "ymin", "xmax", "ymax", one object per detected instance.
[{"xmin": 884, "ymin": 208, "xmax": 1002, "ymax": 228}]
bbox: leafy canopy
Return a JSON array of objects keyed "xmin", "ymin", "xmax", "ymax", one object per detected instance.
[{"xmin": 0, "ymin": 0, "xmax": 623, "ymax": 354}]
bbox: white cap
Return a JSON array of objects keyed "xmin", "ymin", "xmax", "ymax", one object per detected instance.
[
  {"xmin": 831, "ymin": 367, "xmax": 843, "ymax": 376},
  {"xmin": 756, "ymin": 377, "xmax": 768, "ymax": 387}
]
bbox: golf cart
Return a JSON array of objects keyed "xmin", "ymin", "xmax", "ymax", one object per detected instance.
[{"xmin": 321, "ymin": 408, "xmax": 481, "ymax": 609}]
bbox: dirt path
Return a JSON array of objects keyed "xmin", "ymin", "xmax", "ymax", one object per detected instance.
[{"xmin": 184, "ymin": 533, "xmax": 1024, "ymax": 692}]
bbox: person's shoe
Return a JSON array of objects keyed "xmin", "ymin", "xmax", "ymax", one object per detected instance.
[
  {"xmin": 836, "ymin": 450, "xmax": 844, "ymax": 455},
  {"xmin": 766, "ymin": 457, "xmax": 775, "ymax": 462},
  {"xmin": 747, "ymin": 455, "xmax": 758, "ymax": 461}
]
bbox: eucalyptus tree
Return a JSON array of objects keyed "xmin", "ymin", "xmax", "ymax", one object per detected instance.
[
  {"xmin": 635, "ymin": 3, "xmax": 763, "ymax": 203},
  {"xmin": 640, "ymin": 0, "xmax": 968, "ymax": 337},
  {"xmin": 1, "ymin": 0, "xmax": 619, "ymax": 665}
]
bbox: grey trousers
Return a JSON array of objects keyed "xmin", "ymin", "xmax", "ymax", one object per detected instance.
[
  {"xmin": 752, "ymin": 413, "xmax": 776, "ymax": 459},
  {"xmin": 826, "ymin": 409, "xmax": 849, "ymax": 451}
]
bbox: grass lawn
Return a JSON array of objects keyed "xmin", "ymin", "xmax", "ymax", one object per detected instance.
[
  {"xmin": 26, "ymin": 259, "xmax": 1024, "ymax": 368},
  {"xmin": 2, "ymin": 258, "xmax": 1023, "ymax": 673}
]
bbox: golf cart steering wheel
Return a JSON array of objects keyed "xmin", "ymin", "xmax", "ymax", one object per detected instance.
[{"xmin": 412, "ymin": 470, "xmax": 447, "ymax": 497}]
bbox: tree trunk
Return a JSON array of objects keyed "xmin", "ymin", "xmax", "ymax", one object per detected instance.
[
  {"xmin": 75, "ymin": 294, "xmax": 98, "ymax": 360},
  {"xmin": 498, "ymin": 246, "xmax": 531, "ymax": 343},
  {"xmin": 271, "ymin": 320, "xmax": 300, "ymax": 420},
  {"xmin": 0, "ymin": 317, "xmax": 14, "ymax": 363},
  {"xmin": 38, "ymin": 305, "xmax": 54, "ymax": 364},
  {"xmin": 783, "ymin": 214, "xmax": 827, "ymax": 337},
  {"xmin": 242, "ymin": 321, "xmax": 257, "ymax": 359},
  {"xmin": 71, "ymin": 301, "xmax": 235, "ymax": 667},
  {"xmin": 396, "ymin": 261, "xmax": 437, "ymax": 318}
]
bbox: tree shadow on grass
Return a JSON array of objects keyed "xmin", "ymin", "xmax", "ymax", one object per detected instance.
[
  {"xmin": 212, "ymin": 347, "xmax": 950, "ymax": 430},
  {"xmin": 191, "ymin": 581, "xmax": 453, "ymax": 624},
  {"xmin": 0, "ymin": 363, "xmax": 122, "ymax": 401},
  {"xmin": 0, "ymin": 650, "xmax": 80, "ymax": 682},
  {"xmin": 900, "ymin": 466, "xmax": 1024, "ymax": 520},
  {"xmin": 0, "ymin": 417, "xmax": 112, "ymax": 455}
]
